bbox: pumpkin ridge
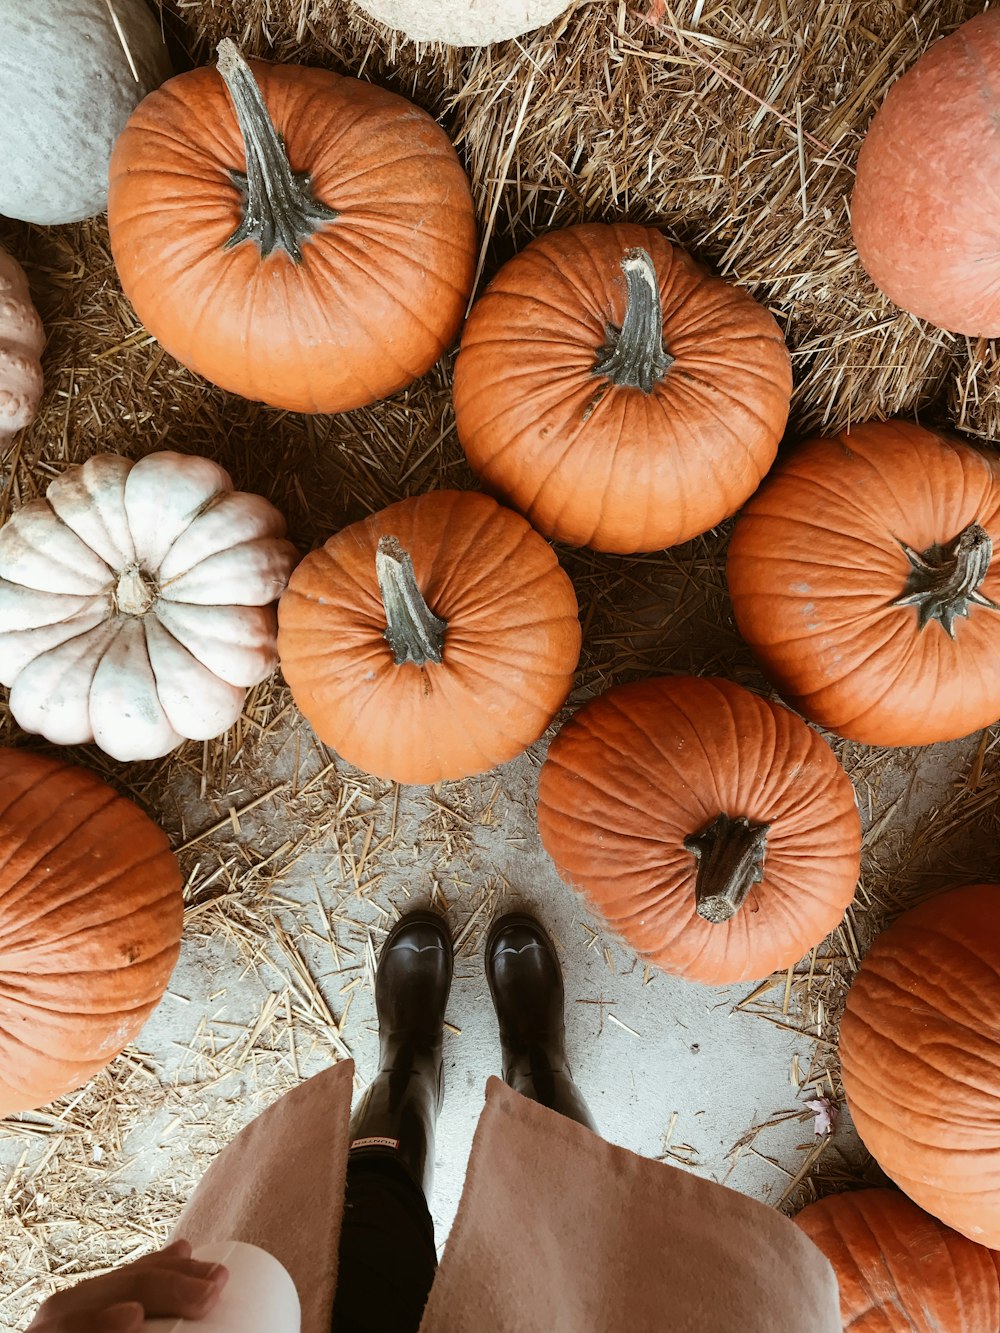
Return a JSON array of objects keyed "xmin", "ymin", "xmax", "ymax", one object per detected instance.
[
  {"xmin": 309, "ymin": 224, "xmax": 465, "ymax": 334},
  {"xmin": 858, "ymin": 955, "xmax": 1000, "ymax": 1056},
  {"xmin": 0, "ymin": 779, "xmax": 122, "ymax": 888},
  {"xmin": 0, "ymin": 844, "xmax": 177, "ymax": 942}
]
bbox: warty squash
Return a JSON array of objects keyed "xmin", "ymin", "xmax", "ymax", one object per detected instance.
[
  {"xmin": 0, "ymin": 249, "xmax": 44, "ymax": 444},
  {"xmin": 852, "ymin": 10, "xmax": 1000, "ymax": 336}
]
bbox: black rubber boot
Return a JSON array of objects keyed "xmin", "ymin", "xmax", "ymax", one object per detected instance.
[
  {"xmin": 485, "ymin": 911, "xmax": 597, "ymax": 1131},
  {"xmin": 348, "ymin": 910, "xmax": 453, "ymax": 1196}
]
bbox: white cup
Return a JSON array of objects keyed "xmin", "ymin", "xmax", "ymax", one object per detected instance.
[{"xmin": 143, "ymin": 1241, "xmax": 300, "ymax": 1333}]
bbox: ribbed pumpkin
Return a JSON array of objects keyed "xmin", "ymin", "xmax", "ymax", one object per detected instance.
[
  {"xmin": 795, "ymin": 1189, "xmax": 1000, "ymax": 1331},
  {"xmin": 453, "ymin": 222, "xmax": 792, "ymax": 554},
  {"xmin": 277, "ymin": 490, "xmax": 581, "ymax": 785},
  {"xmin": 840, "ymin": 884, "xmax": 1000, "ymax": 1247},
  {"xmin": 0, "ymin": 248, "xmax": 44, "ymax": 444},
  {"xmin": 536, "ymin": 676, "xmax": 861, "ymax": 985},
  {"xmin": 0, "ymin": 748, "xmax": 183, "ymax": 1115},
  {"xmin": 852, "ymin": 11, "xmax": 1000, "ymax": 336},
  {"xmin": 108, "ymin": 41, "xmax": 476, "ymax": 413},
  {"xmin": 0, "ymin": 451, "xmax": 298, "ymax": 762},
  {"xmin": 727, "ymin": 420, "xmax": 1000, "ymax": 747}
]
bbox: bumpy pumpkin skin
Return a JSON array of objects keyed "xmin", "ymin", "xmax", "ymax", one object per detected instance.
[
  {"xmin": 453, "ymin": 222, "xmax": 792, "ymax": 554},
  {"xmin": 277, "ymin": 490, "xmax": 581, "ymax": 784},
  {"xmin": 840, "ymin": 885, "xmax": 1000, "ymax": 1248},
  {"xmin": 536, "ymin": 676, "xmax": 861, "ymax": 985},
  {"xmin": 852, "ymin": 11, "xmax": 1000, "ymax": 336},
  {"xmin": 727, "ymin": 420, "xmax": 1000, "ymax": 747},
  {"xmin": 108, "ymin": 54, "xmax": 476, "ymax": 414},
  {"xmin": 0, "ymin": 452, "xmax": 298, "ymax": 762},
  {"xmin": 0, "ymin": 748, "xmax": 183, "ymax": 1115},
  {"xmin": 0, "ymin": 250, "xmax": 45, "ymax": 443},
  {"xmin": 0, "ymin": 0, "xmax": 171, "ymax": 225},
  {"xmin": 795, "ymin": 1189, "xmax": 1000, "ymax": 1332}
]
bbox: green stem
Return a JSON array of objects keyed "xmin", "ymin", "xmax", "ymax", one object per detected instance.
[
  {"xmin": 376, "ymin": 536, "xmax": 447, "ymax": 667},
  {"xmin": 216, "ymin": 39, "xmax": 338, "ymax": 261},
  {"xmin": 684, "ymin": 814, "xmax": 769, "ymax": 925},
  {"xmin": 593, "ymin": 247, "xmax": 673, "ymax": 393},
  {"xmin": 891, "ymin": 521, "xmax": 998, "ymax": 638}
]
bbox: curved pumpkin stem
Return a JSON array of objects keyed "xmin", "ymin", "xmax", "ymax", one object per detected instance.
[
  {"xmin": 593, "ymin": 247, "xmax": 673, "ymax": 393},
  {"xmin": 216, "ymin": 39, "xmax": 338, "ymax": 262},
  {"xmin": 891, "ymin": 521, "xmax": 998, "ymax": 638},
  {"xmin": 376, "ymin": 536, "xmax": 447, "ymax": 667},
  {"xmin": 684, "ymin": 813, "xmax": 769, "ymax": 925}
]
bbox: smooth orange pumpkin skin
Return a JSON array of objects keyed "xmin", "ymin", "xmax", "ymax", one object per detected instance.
[
  {"xmin": 0, "ymin": 748, "xmax": 183, "ymax": 1114},
  {"xmin": 108, "ymin": 58, "xmax": 476, "ymax": 413},
  {"xmin": 727, "ymin": 420, "xmax": 1000, "ymax": 747},
  {"xmin": 840, "ymin": 885, "xmax": 1000, "ymax": 1248},
  {"xmin": 536, "ymin": 676, "xmax": 861, "ymax": 984},
  {"xmin": 852, "ymin": 11, "xmax": 1000, "ymax": 336},
  {"xmin": 795, "ymin": 1189, "xmax": 1000, "ymax": 1332},
  {"xmin": 453, "ymin": 222, "xmax": 792, "ymax": 554},
  {"xmin": 277, "ymin": 490, "xmax": 582, "ymax": 784}
]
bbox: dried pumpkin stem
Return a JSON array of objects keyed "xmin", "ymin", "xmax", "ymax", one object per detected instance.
[
  {"xmin": 684, "ymin": 813, "xmax": 769, "ymax": 925},
  {"xmin": 891, "ymin": 521, "xmax": 998, "ymax": 638},
  {"xmin": 376, "ymin": 536, "xmax": 447, "ymax": 667},
  {"xmin": 114, "ymin": 564, "xmax": 156, "ymax": 617},
  {"xmin": 216, "ymin": 39, "xmax": 338, "ymax": 262},
  {"xmin": 593, "ymin": 247, "xmax": 674, "ymax": 393}
]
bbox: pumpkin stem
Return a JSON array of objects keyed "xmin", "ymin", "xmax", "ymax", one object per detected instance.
[
  {"xmin": 376, "ymin": 536, "xmax": 447, "ymax": 668},
  {"xmin": 216, "ymin": 39, "xmax": 338, "ymax": 262},
  {"xmin": 115, "ymin": 564, "xmax": 156, "ymax": 617},
  {"xmin": 891, "ymin": 521, "xmax": 998, "ymax": 638},
  {"xmin": 684, "ymin": 813, "xmax": 769, "ymax": 925},
  {"xmin": 593, "ymin": 247, "xmax": 673, "ymax": 393}
]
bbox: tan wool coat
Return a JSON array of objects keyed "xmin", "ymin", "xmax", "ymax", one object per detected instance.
[{"xmin": 172, "ymin": 1061, "xmax": 840, "ymax": 1332}]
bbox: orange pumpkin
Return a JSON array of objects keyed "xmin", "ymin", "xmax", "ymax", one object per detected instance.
[
  {"xmin": 108, "ymin": 41, "xmax": 476, "ymax": 413},
  {"xmin": 0, "ymin": 748, "xmax": 183, "ymax": 1115},
  {"xmin": 277, "ymin": 490, "xmax": 581, "ymax": 784},
  {"xmin": 536, "ymin": 676, "xmax": 861, "ymax": 985},
  {"xmin": 727, "ymin": 420, "xmax": 1000, "ymax": 746},
  {"xmin": 452, "ymin": 222, "xmax": 792, "ymax": 554},
  {"xmin": 795, "ymin": 1189, "xmax": 1000, "ymax": 1331},
  {"xmin": 852, "ymin": 11, "xmax": 1000, "ymax": 336},
  {"xmin": 840, "ymin": 884, "xmax": 1000, "ymax": 1247}
]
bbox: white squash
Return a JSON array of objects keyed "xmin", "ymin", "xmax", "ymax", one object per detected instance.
[
  {"xmin": 349, "ymin": 0, "xmax": 573, "ymax": 47},
  {"xmin": 0, "ymin": 249, "xmax": 44, "ymax": 442},
  {"xmin": 0, "ymin": 0, "xmax": 172, "ymax": 224},
  {"xmin": 0, "ymin": 452, "xmax": 298, "ymax": 761}
]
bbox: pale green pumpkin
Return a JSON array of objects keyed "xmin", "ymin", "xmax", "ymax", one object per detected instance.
[{"xmin": 0, "ymin": 0, "xmax": 172, "ymax": 224}]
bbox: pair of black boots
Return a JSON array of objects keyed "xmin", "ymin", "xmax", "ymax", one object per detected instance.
[{"xmin": 348, "ymin": 910, "xmax": 595, "ymax": 1196}]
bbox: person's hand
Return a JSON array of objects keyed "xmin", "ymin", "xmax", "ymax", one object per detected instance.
[{"xmin": 27, "ymin": 1238, "xmax": 229, "ymax": 1331}]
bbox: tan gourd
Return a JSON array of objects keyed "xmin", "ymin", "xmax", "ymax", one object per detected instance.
[{"xmin": 0, "ymin": 249, "xmax": 44, "ymax": 444}]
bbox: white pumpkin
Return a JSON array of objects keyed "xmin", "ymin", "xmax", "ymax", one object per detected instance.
[
  {"xmin": 0, "ymin": 452, "xmax": 298, "ymax": 761},
  {"xmin": 0, "ymin": 249, "xmax": 44, "ymax": 442},
  {"xmin": 0, "ymin": 0, "xmax": 172, "ymax": 224},
  {"xmin": 349, "ymin": 0, "xmax": 574, "ymax": 46}
]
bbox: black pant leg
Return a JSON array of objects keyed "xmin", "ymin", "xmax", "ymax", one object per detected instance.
[{"xmin": 330, "ymin": 1151, "xmax": 438, "ymax": 1333}]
